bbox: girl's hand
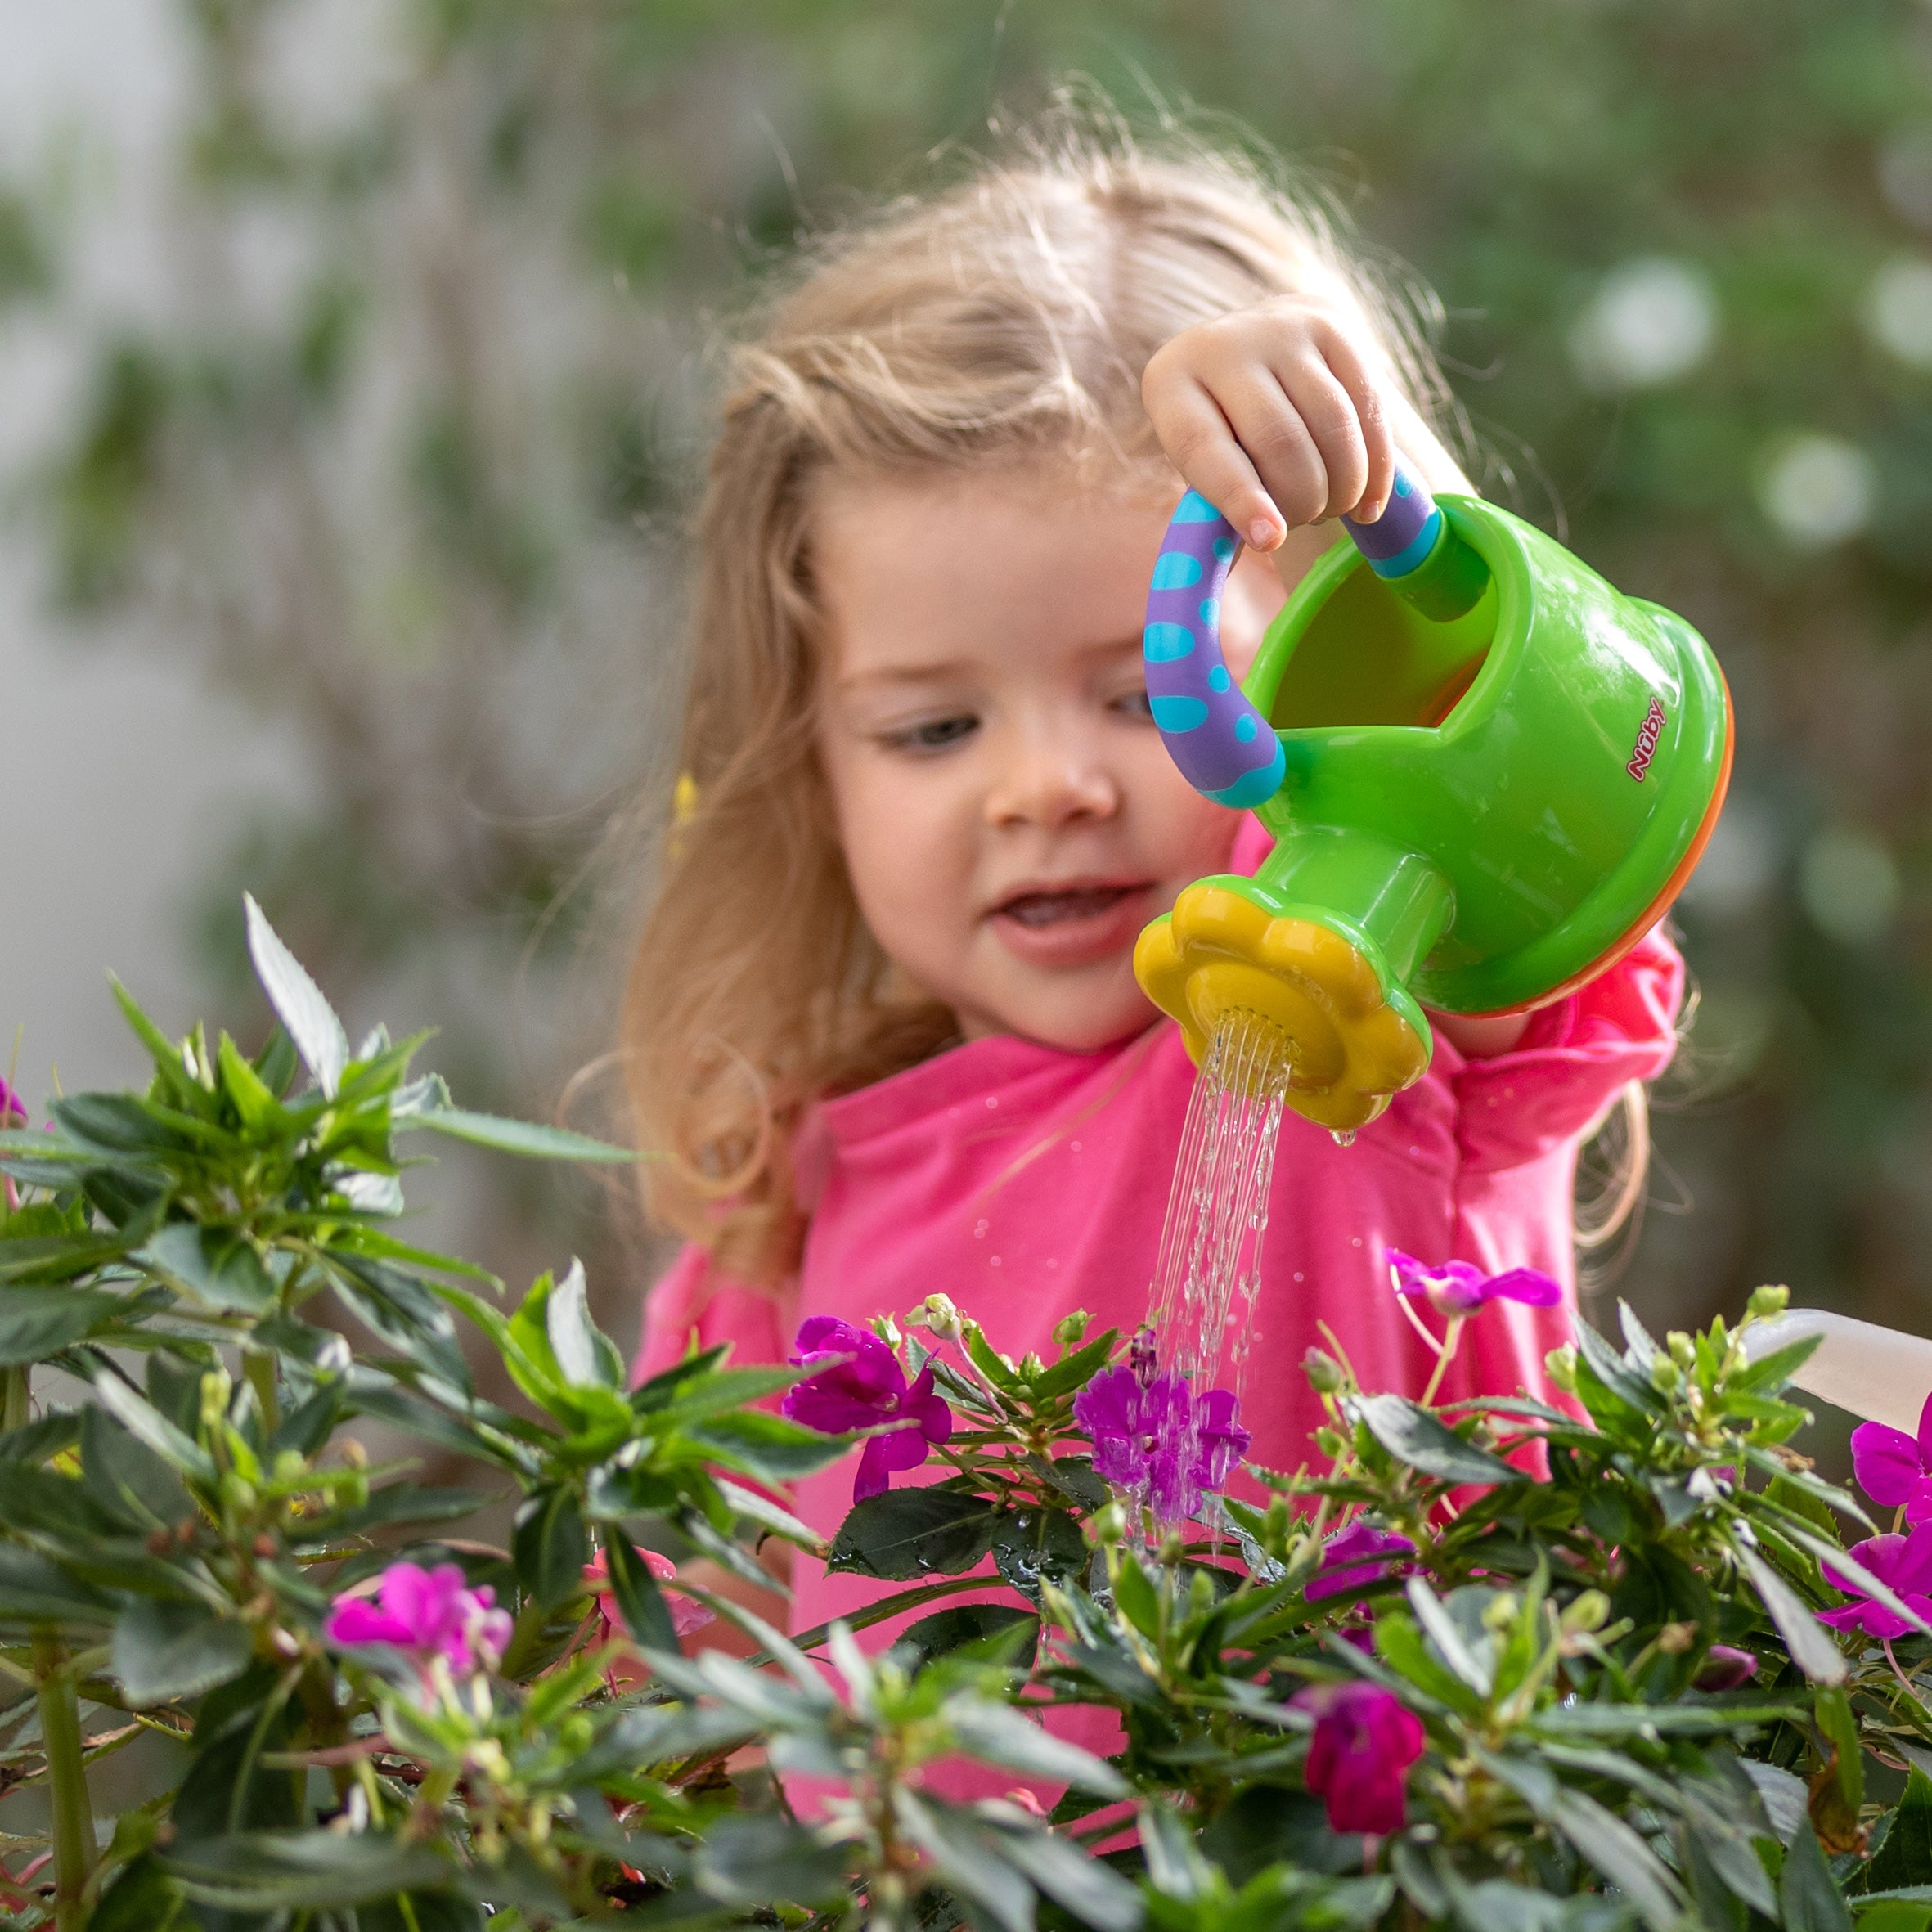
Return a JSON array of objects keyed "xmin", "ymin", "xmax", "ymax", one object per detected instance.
[{"xmin": 1140, "ymin": 292, "xmax": 1404, "ymax": 550}]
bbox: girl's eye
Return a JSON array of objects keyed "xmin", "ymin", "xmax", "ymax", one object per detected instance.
[
  {"xmin": 1112, "ymin": 685, "xmax": 1155, "ymax": 722},
  {"xmin": 882, "ymin": 712, "xmax": 979, "ymax": 753}
]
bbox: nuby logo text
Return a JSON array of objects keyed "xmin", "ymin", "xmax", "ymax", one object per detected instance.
[{"xmin": 1627, "ymin": 697, "xmax": 1665, "ymax": 781}]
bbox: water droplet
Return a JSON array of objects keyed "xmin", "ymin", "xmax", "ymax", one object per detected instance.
[{"xmin": 1331, "ymin": 1128, "xmax": 1356, "ymax": 1148}]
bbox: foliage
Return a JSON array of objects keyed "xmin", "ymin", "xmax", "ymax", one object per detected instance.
[{"xmin": 6, "ymin": 923, "xmax": 1932, "ymax": 1927}]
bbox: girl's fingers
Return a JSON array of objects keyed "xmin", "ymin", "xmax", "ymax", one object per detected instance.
[
  {"xmin": 1258, "ymin": 357, "xmax": 1370, "ymax": 523},
  {"xmin": 1145, "ymin": 375, "xmax": 1287, "ymax": 550},
  {"xmin": 1217, "ymin": 371, "xmax": 1334, "ymax": 531},
  {"xmin": 1306, "ymin": 319, "xmax": 1397, "ymax": 520}
]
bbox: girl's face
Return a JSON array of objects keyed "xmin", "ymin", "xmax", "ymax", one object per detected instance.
[{"xmin": 812, "ymin": 471, "xmax": 1290, "ymax": 1052}]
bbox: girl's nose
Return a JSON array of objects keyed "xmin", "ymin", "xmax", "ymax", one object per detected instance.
[{"xmin": 985, "ymin": 738, "xmax": 1121, "ymax": 829}]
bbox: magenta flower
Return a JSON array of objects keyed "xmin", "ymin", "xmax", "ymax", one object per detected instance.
[
  {"xmin": 1305, "ymin": 1520, "xmax": 1417, "ymax": 1602},
  {"xmin": 1292, "ymin": 1681, "xmax": 1427, "ymax": 1835},
  {"xmin": 1386, "ymin": 1249, "xmax": 1561, "ymax": 1319},
  {"xmin": 1694, "ymin": 1645, "xmax": 1759, "ymax": 1692},
  {"xmin": 0, "ymin": 1080, "xmax": 24, "ymax": 1126},
  {"xmin": 782, "ymin": 1317, "xmax": 953, "ymax": 1503},
  {"xmin": 583, "ymin": 1548, "xmax": 712, "ymax": 1639},
  {"xmin": 325, "ymin": 1561, "xmax": 513, "ymax": 1673},
  {"xmin": 1073, "ymin": 1367, "xmax": 1251, "ymax": 1521},
  {"xmin": 1817, "ymin": 1526, "xmax": 1932, "ymax": 1639},
  {"xmin": 1851, "ymin": 1392, "xmax": 1932, "ymax": 1525}
]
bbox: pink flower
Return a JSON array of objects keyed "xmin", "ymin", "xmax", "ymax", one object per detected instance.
[
  {"xmin": 782, "ymin": 1317, "xmax": 953, "ymax": 1503},
  {"xmin": 1292, "ymin": 1681, "xmax": 1427, "ymax": 1835},
  {"xmin": 1693, "ymin": 1645, "xmax": 1759, "ymax": 1692},
  {"xmin": 0, "ymin": 1081, "xmax": 24, "ymax": 1127},
  {"xmin": 1851, "ymin": 1391, "xmax": 1932, "ymax": 1525},
  {"xmin": 582, "ymin": 1547, "xmax": 712, "ymax": 1639},
  {"xmin": 1305, "ymin": 1520, "xmax": 1416, "ymax": 1602},
  {"xmin": 1817, "ymin": 1526, "xmax": 1932, "ymax": 1639},
  {"xmin": 325, "ymin": 1561, "xmax": 512, "ymax": 1673},
  {"xmin": 1074, "ymin": 1368, "xmax": 1250, "ymax": 1522},
  {"xmin": 1386, "ymin": 1249, "xmax": 1561, "ymax": 1319}
]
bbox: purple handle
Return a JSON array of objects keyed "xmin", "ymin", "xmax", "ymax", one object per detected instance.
[
  {"xmin": 1341, "ymin": 463, "xmax": 1443, "ymax": 578},
  {"xmin": 1143, "ymin": 492, "xmax": 1286, "ymax": 811}
]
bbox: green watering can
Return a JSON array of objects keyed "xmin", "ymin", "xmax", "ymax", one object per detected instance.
[{"xmin": 1134, "ymin": 465, "xmax": 1732, "ymax": 1132}]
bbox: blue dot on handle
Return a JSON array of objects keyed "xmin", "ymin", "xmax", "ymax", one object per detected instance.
[
  {"xmin": 1198, "ymin": 597, "xmax": 1220, "ymax": 626},
  {"xmin": 1150, "ymin": 694, "xmax": 1209, "ymax": 733},
  {"xmin": 1143, "ymin": 622, "xmax": 1196, "ymax": 662},
  {"xmin": 1170, "ymin": 491, "xmax": 1220, "ymax": 523},
  {"xmin": 1212, "ymin": 537, "xmax": 1236, "ymax": 562},
  {"xmin": 1209, "ymin": 666, "xmax": 1230, "ymax": 692},
  {"xmin": 1393, "ymin": 470, "xmax": 1413, "ymax": 499},
  {"xmin": 1151, "ymin": 551, "xmax": 1204, "ymax": 589},
  {"xmin": 1235, "ymin": 715, "xmax": 1257, "ymax": 744}
]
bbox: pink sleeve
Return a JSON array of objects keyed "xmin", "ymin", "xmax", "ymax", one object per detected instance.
[
  {"xmin": 1450, "ymin": 927, "xmax": 1685, "ymax": 1175},
  {"xmin": 632, "ymin": 1242, "xmax": 793, "ymax": 1386}
]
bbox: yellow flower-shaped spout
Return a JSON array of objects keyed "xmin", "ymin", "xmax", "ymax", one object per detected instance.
[{"xmin": 1134, "ymin": 882, "xmax": 1431, "ymax": 1132}]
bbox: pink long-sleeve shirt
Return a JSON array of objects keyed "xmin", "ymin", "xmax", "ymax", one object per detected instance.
[{"xmin": 636, "ymin": 923, "xmax": 1683, "ymax": 1698}]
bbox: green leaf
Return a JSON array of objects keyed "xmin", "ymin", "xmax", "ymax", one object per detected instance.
[
  {"xmin": 1405, "ymin": 1577, "xmax": 1494, "ymax": 1695},
  {"xmin": 1783, "ymin": 1818, "xmax": 1855, "ymax": 1932},
  {"xmin": 0, "ymin": 1544, "xmax": 117, "ymax": 1625},
  {"xmin": 1027, "ymin": 1329, "xmax": 1121, "ymax": 1400},
  {"xmin": 214, "ymin": 1032, "xmax": 290, "ymax": 1137},
  {"xmin": 603, "ymin": 1525, "xmax": 677, "ymax": 1650},
  {"xmin": 401, "ymin": 1108, "xmax": 637, "ymax": 1163},
  {"xmin": 114, "ymin": 1598, "xmax": 254, "ymax": 1705},
  {"xmin": 1869, "ymin": 1768, "xmax": 1932, "ymax": 1893},
  {"xmin": 685, "ymin": 1409, "xmax": 854, "ymax": 1480},
  {"xmin": 991, "ymin": 1506, "xmax": 1087, "ymax": 1602},
  {"xmin": 943, "ymin": 1693, "xmax": 1128, "ymax": 1796},
  {"xmin": 83, "ymin": 1404, "xmax": 184, "ymax": 1525},
  {"xmin": 892, "ymin": 1604, "xmax": 1040, "ymax": 1674},
  {"xmin": 714, "ymin": 1476, "xmax": 829, "ymax": 1553},
  {"xmin": 137, "ymin": 1223, "xmax": 277, "ymax": 1314},
  {"xmin": 1734, "ymin": 1541, "xmax": 1847, "ymax": 1684},
  {"xmin": 986, "ymin": 1813, "xmax": 1145, "ymax": 1930},
  {"xmin": 164, "ymin": 1829, "xmax": 456, "ymax": 1910},
  {"xmin": 1354, "ymin": 1393, "xmax": 1516, "ymax": 1486},
  {"xmin": 545, "ymin": 1258, "xmax": 623, "ymax": 1388},
  {"xmin": 0, "ymin": 1286, "xmax": 124, "ymax": 1361},
  {"xmin": 92, "ymin": 1370, "xmax": 218, "ymax": 1485},
  {"xmin": 892, "ymin": 1790, "xmax": 1036, "ymax": 1932},
  {"xmin": 245, "ymin": 895, "xmax": 350, "ymax": 1096},
  {"xmin": 52, "ymin": 1092, "xmax": 195, "ymax": 1154},
  {"xmin": 513, "ymin": 1484, "xmax": 590, "ymax": 1610},
  {"xmin": 694, "ymin": 1813, "xmax": 853, "ymax": 1908},
  {"xmin": 828, "ymin": 1488, "xmax": 1005, "ymax": 1580}
]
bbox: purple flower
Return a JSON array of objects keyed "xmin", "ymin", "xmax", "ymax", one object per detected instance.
[
  {"xmin": 1305, "ymin": 1520, "xmax": 1417, "ymax": 1602},
  {"xmin": 1851, "ymin": 1392, "xmax": 1932, "ymax": 1524},
  {"xmin": 782, "ymin": 1317, "xmax": 953, "ymax": 1503},
  {"xmin": 0, "ymin": 1080, "xmax": 24, "ymax": 1127},
  {"xmin": 1292, "ymin": 1681, "xmax": 1427, "ymax": 1835},
  {"xmin": 1817, "ymin": 1526, "xmax": 1932, "ymax": 1639},
  {"xmin": 326, "ymin": 1561, "xmax": 512, "ymax": 1674},
  {"xmin": 1073, "ymin": 1367, "xmax": 1251, "ymax": 1521},
  {"xmin": 1386, "ymin": 1249, "xmax": 1561, "ymax": 1319},
  {"xmin": 1694, "ymin": 1645, "xmax": 1759, "ymax": 1692}
]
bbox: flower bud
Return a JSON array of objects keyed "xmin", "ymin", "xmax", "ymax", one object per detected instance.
[
  {"xmin": 1053, "ymin": 1310, "xmax": 1091, "ymax": 1348},
  {"xmin": 1019, "ymin": 1352, "xmax": 1045, "ymax": 1382},
  {"xmin": 1649, "ymin": 1357, "xmax": 1681, "ymax": 1395},
  {"xmin": 909, "ymin": 1295, "xmax": 964, "ymax": 1342},
  {"xmin": 1747, "ymin": 1283, "xmax": 1790, "ymax": 1320},
  {"xmin": 1481, "ymin": 1593, "xmax": 1521, "ymax": 1632},
  {"xmin": 1315, "ymin": 1426, "xmax": 1348, "ymax": 1459},
  {"xmin": 1087, "ymin": 1502, "xmax": 1126, "ymax": 1547},
  {"xmin": 870, "ymin": 1314, "xmax": 903, "ymax": 1349},
  {"xmin": 1303, "ymin": 1346, "xmax": 1346, "ymax": 1395},
  {"xmin": 1544, "ymin": 1345, "xmax": 1578, "ymax": 1393},
  {"xmin": 1667, "ymin": 1332, "xmax": 1696, "ymax": 1369},
  {"xmin": 1561, "ymin": 1590, "xmax": 1611, "ymax": 1635},
  {"xmin": 1656, "ymin": 1619, "xmax": 1697, "ymax": 1655}
]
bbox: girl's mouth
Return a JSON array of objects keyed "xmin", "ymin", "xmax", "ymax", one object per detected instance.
[{"xmin": 988, "ymin": 881, "xmax": 1155, "ymax": 967}]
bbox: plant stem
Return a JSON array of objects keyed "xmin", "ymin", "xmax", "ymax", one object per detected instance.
[
  {"xmin": 1419, "ymin": 1320, "xmax": 1466, "ymax": 1408},
  {"xmin": 33, "ymin": 1633, "xmax": 93, "ymax": 1930}
]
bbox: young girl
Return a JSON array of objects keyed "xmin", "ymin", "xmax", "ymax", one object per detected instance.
[{"xmin": 622, "ymin": 131, "xmax": 1681, "ymax": 1658}]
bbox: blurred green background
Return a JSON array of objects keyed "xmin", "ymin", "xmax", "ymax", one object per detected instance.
[{"xmin": 6, "ymin": 0, "xmax": 1932, "ymax": 1373}]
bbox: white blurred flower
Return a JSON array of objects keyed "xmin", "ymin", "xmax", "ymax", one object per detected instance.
[
  {"xmin": 1569, "ymin": 257, "xmax": 1716, "ymax": 390},
  {"xmin": 1799, "ymin": 826, "xmax": 1899, "ymax": 945},
  {"xmin": 1865, "ymin": 255, "xmax": 1932, "ymax": 367},
  {"xmin": 1678, "ymin": 795, "xmax": 1778, "ymax": 921},
  {"xmin": 1755, "ymin": 434, "xmax": 1876, "ymax": 549},
  {"xmin": 1880, "ymin": 129, "xmax": 1932, "ymax": 231}
]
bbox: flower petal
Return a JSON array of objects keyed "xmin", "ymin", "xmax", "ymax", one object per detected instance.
[
  {"xmin": 1851, "ymin": 1422, "xmax": 1923, "ymax": 1508},
  {"xmin": 1479, "ymin": 1267, "xmax": 1563, "ymax": 1308}
]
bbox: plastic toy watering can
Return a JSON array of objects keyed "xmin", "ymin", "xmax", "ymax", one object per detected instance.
[{"xmin": 1133, "ymin": 465, "xmax": 1732, "ymax": 1132}]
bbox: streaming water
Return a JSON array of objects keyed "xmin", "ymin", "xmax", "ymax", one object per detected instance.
[{"xmin": 1143, "ymin": 1008, "xmax": 1296, "ymax": 1526}]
